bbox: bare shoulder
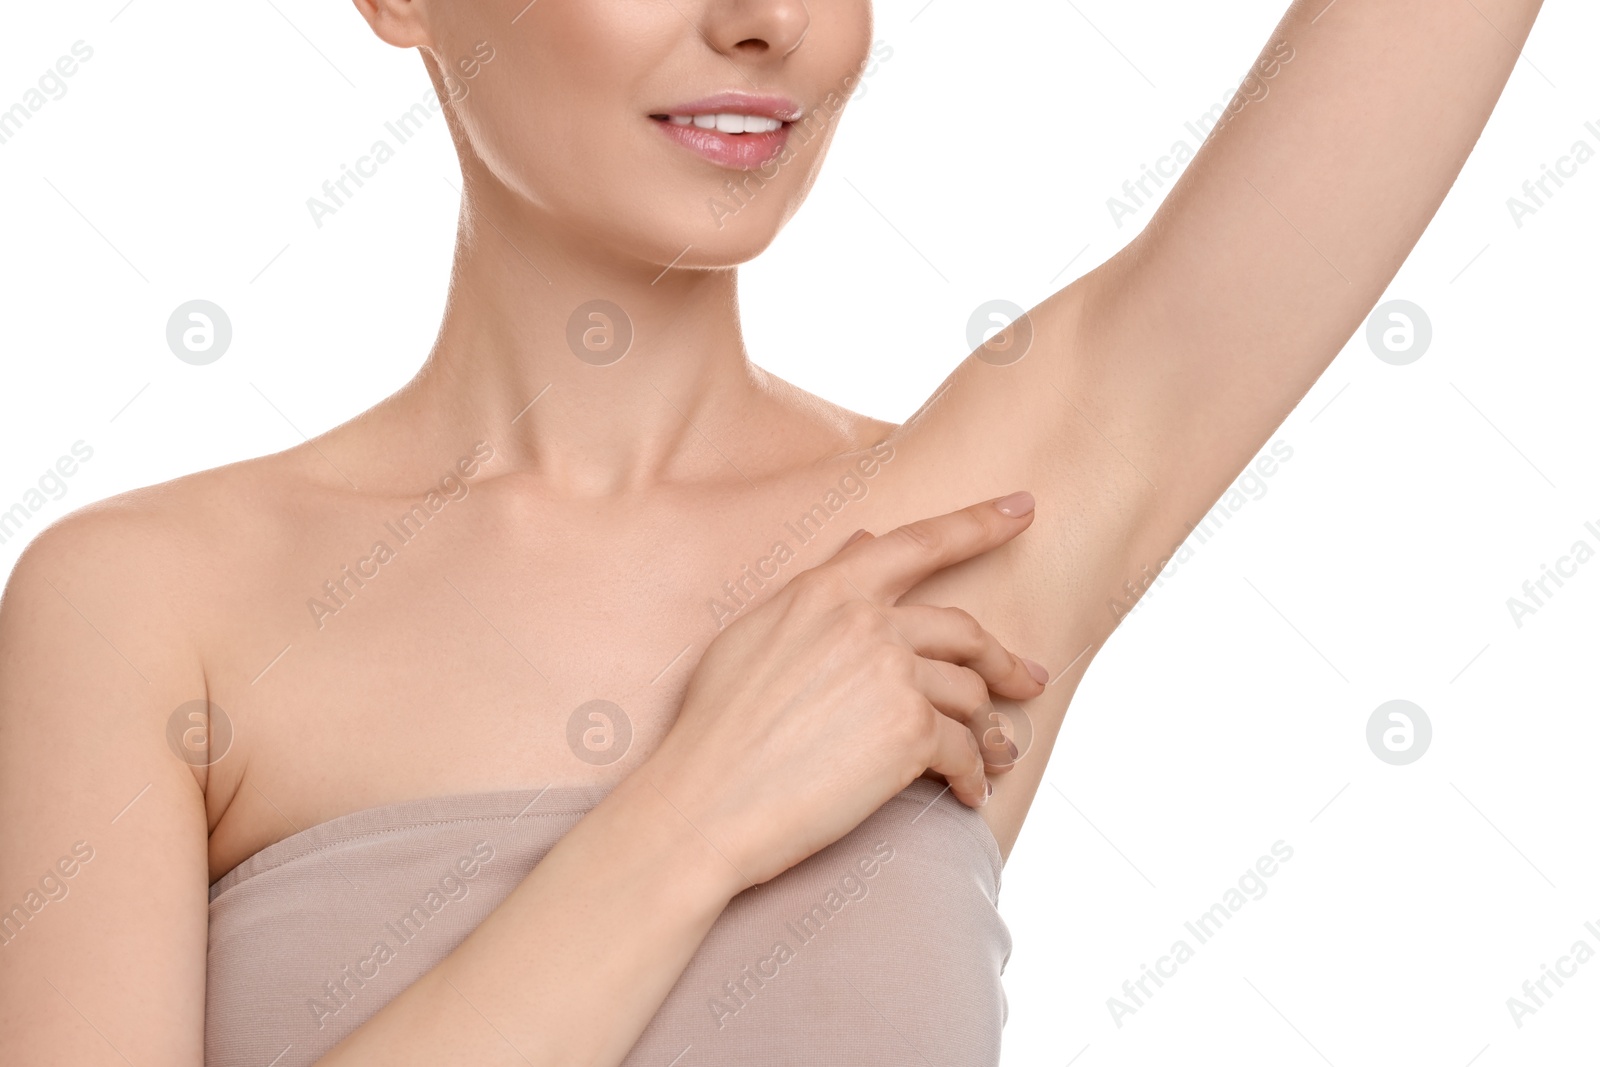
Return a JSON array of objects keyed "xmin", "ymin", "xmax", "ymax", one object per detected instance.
[
  {"xmin": 0, "ymin": 455, "xmax": 298, "ymax": 1064},
  {"xmin": 0, "ymin": 443, "xmax": 328, "ymax": 793},
  {"xmin": 6, "ymin": 445, "xmax": 316, "ymax": 634}
]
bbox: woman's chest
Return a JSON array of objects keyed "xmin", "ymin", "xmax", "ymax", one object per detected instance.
[
  {"xmin": 201, "ymin": 466, "xmax": 913, "ymax": 875},
  {"xmin": 200, "ymin": 453, "xmax": 1066, "ymax": 879}
]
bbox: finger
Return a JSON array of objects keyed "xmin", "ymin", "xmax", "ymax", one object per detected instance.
[
  {"xmin": 911, "ymin": 660, "xmax": 1023, "ymax": 774},
  {"xmin": 892, "ymin": 604, "xmax": 1047, "ymax": 701},
  {"xmin": 924, "ymin": 709, "xmax": 989, "ymax": 809},
  {"xmin": 912, "ymin": 658, "xmax": 989, "ymax": 727},
  {"xmin": 835, "ymin": 492, "xmax": 1036, "ymax": 603},
  {"xmin": 830, "ymin": 527, "xmax": 873, "ymax": 558},
  {"xmin": 972, "ymin": 701, "xmax": 1023, "ymax": 774}
]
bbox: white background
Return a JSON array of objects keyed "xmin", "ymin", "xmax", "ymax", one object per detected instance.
[{"xmin": 2, "ymin": 1, "xmax": 1597, "ymax": 1064}]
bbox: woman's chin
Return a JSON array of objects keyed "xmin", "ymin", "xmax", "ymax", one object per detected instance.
[
  {"xmin": 677, "ymin": 230, "xmax": 785, "ymax": 270},
  {"xmin": 623, "ymin": 216, "xmax": 788, "ymax": 273}
]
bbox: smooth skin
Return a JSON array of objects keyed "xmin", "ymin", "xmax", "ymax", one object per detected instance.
[
  {"xmin": 0, "ymin": 0, "xmax": 1544, "ymax": 1063},
  {"xmin": 325, "ymin": 497, "xmax": 1046, "ymax": 1065}
]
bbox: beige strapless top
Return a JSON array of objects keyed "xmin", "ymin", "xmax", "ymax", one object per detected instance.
[{"xmin": 206, "ymin": 777, "xmax": 1011, "ymax": 1065}]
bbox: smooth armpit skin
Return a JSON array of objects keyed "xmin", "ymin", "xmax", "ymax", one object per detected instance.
[
  {"xmin": 640, "ymin": 494, "xmax": 1051, "ymax": 887},
  {"xmin": 847, "ymin": 5, "xmax": 1549, "ymax": 866},
  {"xmin": 3, "ymin": 0, "xmax": 1549, "ymax": 1057}
]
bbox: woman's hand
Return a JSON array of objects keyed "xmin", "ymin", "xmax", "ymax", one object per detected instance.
[{"xmin": 638, "ymin": 491, "xmax": 1048, "ymax": 890}]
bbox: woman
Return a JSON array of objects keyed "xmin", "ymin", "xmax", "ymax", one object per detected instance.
[{"xmin": 0, "ymin": 0, "xmax": 1544, "ymax": 1063}]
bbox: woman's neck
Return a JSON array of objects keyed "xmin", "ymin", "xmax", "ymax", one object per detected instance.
[{"xmin": 391, "ymin": 174, "xmax": 769, "ymax": 497}]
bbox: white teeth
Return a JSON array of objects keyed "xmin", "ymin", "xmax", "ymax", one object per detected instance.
[{"xmin": 668, "ymin": 113, "xmax": 783, "ymax": 134}]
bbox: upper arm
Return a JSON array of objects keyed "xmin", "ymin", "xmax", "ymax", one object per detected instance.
[
  {"xmin": 1071, "ymin": 0, "xmax": 1541, "ymax": 525},
  {"xmin": 0, "ymin": 508, "xmax": 211, "ymax": 1065},
  {"xmin": 887, "ymin": 0, "xmax": 1541, "ymax": 633}
]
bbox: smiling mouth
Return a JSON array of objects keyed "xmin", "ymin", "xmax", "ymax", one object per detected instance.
[
  {"xmin": 650, "ymin": 112, "xmax": 788, "ymax": 135},
  {"xmin": 649, "ymin": 110, "xmax": 796, "ymax": 171}
]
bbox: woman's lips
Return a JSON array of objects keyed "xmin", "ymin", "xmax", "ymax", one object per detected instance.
[
  {"xmin": 650, "ymin": 92, "xmax": 801, "ymax": 171},
  {"xmin": 652, "ymin": 117, "xmax": 792, "ymax": 170}
]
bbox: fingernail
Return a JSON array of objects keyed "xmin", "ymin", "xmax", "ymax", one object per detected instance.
[
  {"xmin": 984, "ymin": 780, "xmax": 993, "ymax": 801},
  {"xmin": 1022, "ymin": 657, "xmax": 1049, "ymax": 685},
  {"xmin": 844, "ymin": 528, "xmax": 869, "ymax": 547},
  {"xmin": 1005, "ymin": 739, "xmax": 1019, "ymax": 762},
  {"xmin": 994, "ymin": 491, "xmax": 1034, "ymax": 517}
]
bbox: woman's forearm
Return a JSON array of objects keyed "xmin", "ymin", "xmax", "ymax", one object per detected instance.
[{"xmin": 314, "ymin": 766, "xmax": 746, "ymax": 1066}]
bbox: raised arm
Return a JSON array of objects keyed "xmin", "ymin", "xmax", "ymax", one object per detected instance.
[
  {"xmin": 887, "ymin": 0, "xmax": 1544, "ymax": 636},
  {"xmin": 1069, "ymin": 0, "xmax": 1545, "ymax": 545}
]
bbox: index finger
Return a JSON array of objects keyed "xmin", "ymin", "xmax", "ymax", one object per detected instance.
[{"xmin": 833, "ymin": 491, "xmax": 1035, "ymax": 602}]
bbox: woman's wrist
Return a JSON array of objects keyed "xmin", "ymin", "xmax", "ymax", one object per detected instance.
[{"xmin": 596, "ymin": 759, "xmax": 754, "ymax": 910}]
